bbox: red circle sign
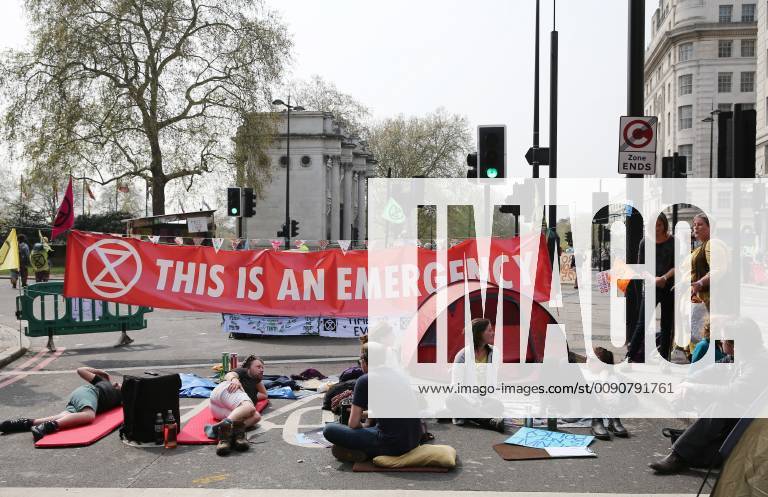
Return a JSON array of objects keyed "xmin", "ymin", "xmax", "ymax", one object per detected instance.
[{"xmin": 623, "ymin": 119, "xmax": 653, "ymax": 149}]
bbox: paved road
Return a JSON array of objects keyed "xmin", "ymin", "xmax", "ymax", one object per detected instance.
[{"xmin": 0, "ymin": 282, "xmax": 712, "ymax": 494}]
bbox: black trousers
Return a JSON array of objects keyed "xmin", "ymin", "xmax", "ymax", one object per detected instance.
[
  {"xmin": 673, "ymin": 418, "xmax": 738, "ymax": 467},
  {"xmin": 627, "ymin": 286, "xmax": 674, "ymax": 361}
]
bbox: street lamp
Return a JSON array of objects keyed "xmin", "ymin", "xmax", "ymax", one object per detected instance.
[
  {"xmin": 272, "ymin": 98, "xmax": 305, "ymax": 249},
  {"xmin": 702, "ymin": 109, "xmax": 721, "ymax": 179}
]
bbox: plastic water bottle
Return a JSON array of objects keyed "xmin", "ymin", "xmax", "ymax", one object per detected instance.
[
  {"xmin": 154, "ymin": 412, "xmax": 164, "ymax": 445},
  {"xmin": 163, "ymin": 410, "xmax": 177, "ymax": 449}
]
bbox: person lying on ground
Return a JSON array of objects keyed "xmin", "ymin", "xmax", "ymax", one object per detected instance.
[
  {"xmin": 323, "ymin": 343, "xmax": 423, "ymax": 462},
  {"xmin": 208, "ymin": 354, "xmax": 268, "ymax": 456},
  {"xmin": 0, "ymin": 367, "xmax": 121, "ymax": 441}
]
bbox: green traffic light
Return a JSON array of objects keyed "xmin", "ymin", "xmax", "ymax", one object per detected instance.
[
  {"xmin": 485, "ymin": 168, "xmax": 499, "ymax": 178},
  {"xmin": 231, "ymin": 208, "xmax": 238, "ymax": 215}
]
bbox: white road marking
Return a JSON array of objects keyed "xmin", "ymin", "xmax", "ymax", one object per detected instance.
[
  {"xmin": 0, "ymin": 356, "xmax": 358, "ymax": 376},
  {"xmin": 0, "ymin": 488, "xmax": 703, "ymax": 497}
]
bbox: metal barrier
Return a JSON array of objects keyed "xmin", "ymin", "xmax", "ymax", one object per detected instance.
[{"xmin": 15, "ymin": 282, "xmax": 153, "ymax": 351}]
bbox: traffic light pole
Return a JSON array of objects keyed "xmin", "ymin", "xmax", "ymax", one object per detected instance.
[
  {"xmin": 532, "ymin": 0, "xmax": 541, "ymax": 179},
  {"xmin": 285, "ymin": 101, "xmax": 292, "ymax": 250},
  {"xmin": 548, "ymin": 4, "xmax": 558, "ymax": 233}
]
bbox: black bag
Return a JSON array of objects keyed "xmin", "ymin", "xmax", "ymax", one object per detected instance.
[{"xmin": 119, "ymin": 374, "xmax": 181, "ymax": 444}]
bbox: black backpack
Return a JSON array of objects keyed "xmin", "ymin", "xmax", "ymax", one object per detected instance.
[{"xmin": 119, "ymin": 374, "xmax": 181, "ymax": 444}]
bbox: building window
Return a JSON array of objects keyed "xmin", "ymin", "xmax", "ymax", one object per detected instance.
[
  {"xmin": 741, "ymin": 3, "xmax": 755, "ymax": 22},
  {"xmin": 668, "ymin": 83, "xmax": 671, "ymax": 101},
  {"xmin": 739, "ymin": 103, "xmax": 755, "ymax": 110},
  {"xmin": 678, "ymin": 145, "xmax": 693, "ymax": 174},
  {"xmin": 679, "ymin": 74, "xmax": 693, "ymax": 95},
  {"xmin": 667, "ymin": 52, "xmax": 671, "ymax": 68},
  {"xmin": 718, "ymin": 40, "xmax": 733, "ymax": 57},
  {"xmin": 667, "ymin": 112, "xmax": 671, "ymax": 134},
  {"xmin": 718, "ymin": 103, "xmax": 732, "ymax": 112},
  {"xmin": 718, "ymin": 72, "xmax": 733, "ymax": 92},
  {"xmin": 301, "ymin": 155, "xmax": 312, "ymax": 167},
  {"xmin": 741, "ymin": 71, "xmax": 755, "ymax": 92},
  {"xmin": 679, "ymin": 105, "xmax": 693, "ymax": 129},
  {"xmin": 719, "ymin": 4, "xmax": 733, "ymax": 23},
  {"xmin": 678, "ymin": 42, "xmax": 693, "ymax": 62},
  {"xmin": 741, "ymin": 39, "xmax": 756, "ymax": 57},
  {"xmin": 279, "ymin": 156, "xmax": 289, "ymax": 167},
  {"xmin": 718, "ymin": 191, "xmax": 732, "ymax": 209}
]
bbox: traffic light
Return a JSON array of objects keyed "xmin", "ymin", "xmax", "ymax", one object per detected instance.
[
  {"xmin": 227, "ymin": 187, "xmax": 242, "ymax": 217},
  {"xmin": 277, "ymin": 223, "xmax": 287, "ymax": 237},
  {"xmin": 466, "ymin": 152, "xmax": 478, "ymax": 179},
  {"xmin": 242, "ymin": 187, "xmax": 256, "ymax": 217},
  {"xmin": 290, "ymin": 219, "xmax": 299, "ymax": 238},
  {"xmin": 661, "ymin": 155, "xmax": 687, "ymax": 178},
  {"xmin": 478, "ymin": 125, "xmax": 506, "ymax": 178}
]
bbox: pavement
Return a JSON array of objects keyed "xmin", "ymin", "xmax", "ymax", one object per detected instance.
[
  {"xmin": 0, "ymin": 275, "xmax": 730, "ymax": 495},
  {"xmin": 0, "ymin": 490, "xmax": 704, "ymax": 497},
  {"xmin": 0, "ymin": 323, "xmax": 28, "ymax": 369}
]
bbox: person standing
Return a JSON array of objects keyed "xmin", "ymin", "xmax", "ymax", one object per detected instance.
[
  {"xmin": 627, "ymin": 214, "xmax": 676, "ymax": 362},
  {"xmin": 30, "ymin": 237, "xmax": 53, "ymax": 282},
  {"xmin": 10, "ymin": 234, "xmax": 30, "ymax": 289}
]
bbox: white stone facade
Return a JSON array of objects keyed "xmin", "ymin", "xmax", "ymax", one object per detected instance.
[
  {"xmin": 645, "ymin": 0, "xmax": 757, "ymax": 178},
  {"xmin": 756, "ymin": 0, "xmax": 768, "ymax": 175},
  {"xmin": 243, "ymin": 111, "xmax": 375, "ymax": 245}
]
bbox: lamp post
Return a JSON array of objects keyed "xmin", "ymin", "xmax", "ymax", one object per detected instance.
[
  {"xmin": 272, "ymin": 98, "xmax": 305, "ymax": 249},
  {"xmin": 702, "ymin": 109, "xmax": 721, "ymax": 179}
]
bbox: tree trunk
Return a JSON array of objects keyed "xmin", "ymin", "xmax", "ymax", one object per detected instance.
[{"xmin": 149, "ymin": 134, "xmax": 166, "ymax": 216}]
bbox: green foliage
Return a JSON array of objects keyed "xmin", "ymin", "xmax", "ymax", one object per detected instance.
[
  {"xmin": 74, "ymin": 211, "xmax": 135, "ymax": 235},
  {"xmin": 368, "ymin": 108, "xmax": 472, "ymax": 178},
  {"xmin": 0, "ymin": 200, "xmax": 50, "ymax": 243},
  {"xmin": 1, "ymin": 0, "xmax": 293, "ymax": 215}
]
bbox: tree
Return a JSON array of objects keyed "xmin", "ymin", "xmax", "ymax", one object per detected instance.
[
  {"xmin": 367, "ymin": 108, "xmax": 472, "ymax": 178},
  {"xmin": 1, "ymin": 0, "xmax": 292, "ymax": 215},
  {"xmin": 287, "ymin": 75, "xmax": 371, "ymax": 137}
]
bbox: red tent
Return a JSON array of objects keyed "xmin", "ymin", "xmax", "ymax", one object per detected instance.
[{"xmin": 413, "ymin": 280, "xmax": 558, "ymax": 364}]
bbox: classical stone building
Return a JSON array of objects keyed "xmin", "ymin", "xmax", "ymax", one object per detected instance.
[
  {"xmin": 243, "ymin": 111, "xmax": 376, "ymax": 245},
  {"xmin": 645, "ymin": 0, "xmax": 757, "ymax": 177}
]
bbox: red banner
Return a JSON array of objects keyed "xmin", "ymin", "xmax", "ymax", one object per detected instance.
[{"xmin": 63, "ymin": 230, "xmax": 553, "ymax": 317}]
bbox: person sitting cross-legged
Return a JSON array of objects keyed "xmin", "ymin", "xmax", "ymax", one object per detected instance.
[
  {"xmin": 323, "ymin": 343, "xmax": 423, "ymax": 462},
  {"xmin": 0, "ymin": 367, "xmax": 121, "ymax": 442},
  {"xmin": 208, "ymin": 355, "xmax": 267, "ymax": 456}
]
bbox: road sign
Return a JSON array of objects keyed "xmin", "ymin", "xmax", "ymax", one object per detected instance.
[
  {"xmin": 617, "ymin": 116, "xmax": 658, "ymax": 175},
  {"xmin": 525, "ymin": 147, "xmax": 550, "ymax": 166}
]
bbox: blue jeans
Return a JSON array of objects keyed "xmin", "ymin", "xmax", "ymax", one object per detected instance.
[{"xmin": 323, "ymin": 423, "xmax": 384, "ymax": 457}]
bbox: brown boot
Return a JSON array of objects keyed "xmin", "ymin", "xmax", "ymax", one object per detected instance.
[
  {"xmin": 215, "ymin": 420, "xmax": 233, "ymax": 456},
  {"xmin": 231, "ymin": 421, "xmax": 249, "ymax": 452}
]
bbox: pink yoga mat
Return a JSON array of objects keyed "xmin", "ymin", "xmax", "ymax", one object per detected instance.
[
  {"xmin": 34, "ymin": 407, "xmax": 124, "ymax": 448},
  {"xmin": 178, "ymin": 399, "xmax": 269, "ymax": 445}
]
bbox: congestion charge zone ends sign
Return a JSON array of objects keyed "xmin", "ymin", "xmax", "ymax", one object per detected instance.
[
  {"xmin": 619, "ymin": 151, "xmax": 655, "ymax": 174},
  {"xmin": 617, "ymin": 116, "xmax": 658, "ymax": 175}
]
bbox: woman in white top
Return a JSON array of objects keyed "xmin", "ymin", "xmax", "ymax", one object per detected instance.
[{"xmin": 450, "ymin": 318, "xmax": 505, "ymax": 432}]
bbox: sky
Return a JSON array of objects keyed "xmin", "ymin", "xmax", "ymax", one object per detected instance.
[{"xmin": 0, "ymin": 0, "xmax": 660, "ymax": 180}]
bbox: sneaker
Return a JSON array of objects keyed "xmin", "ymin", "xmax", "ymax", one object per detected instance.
[
  {"xmin": 0, "ymin": 418, "xmax": 33, "ymax": 433},
  {"xmin": 31, "ymin": 421, "xmax": 58, "ymax": 442},
  {"xmin": 331, "ymin": 445, "xmax": 367, "ymax": 463}
]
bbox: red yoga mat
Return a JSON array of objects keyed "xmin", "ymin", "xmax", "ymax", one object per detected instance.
[
  {"xmin": 34, "ymin": 407, "xmax": 124, "ymax": 448},
  {"xmin": 178, "ymin": 399, "xmax": 269, "ymax": 445}
]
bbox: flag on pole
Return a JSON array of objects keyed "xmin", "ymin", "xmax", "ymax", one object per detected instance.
[
  {"xmin": 0, "ymin": 229, "xmax": 20, "ymax": 271},
  {"xmin": 51, "ymin": 177, "xmax": 75, "ymax": 240},
  {"xmin": 85, "ymin": 181, "xmax": 96, "ymax": 200}
]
